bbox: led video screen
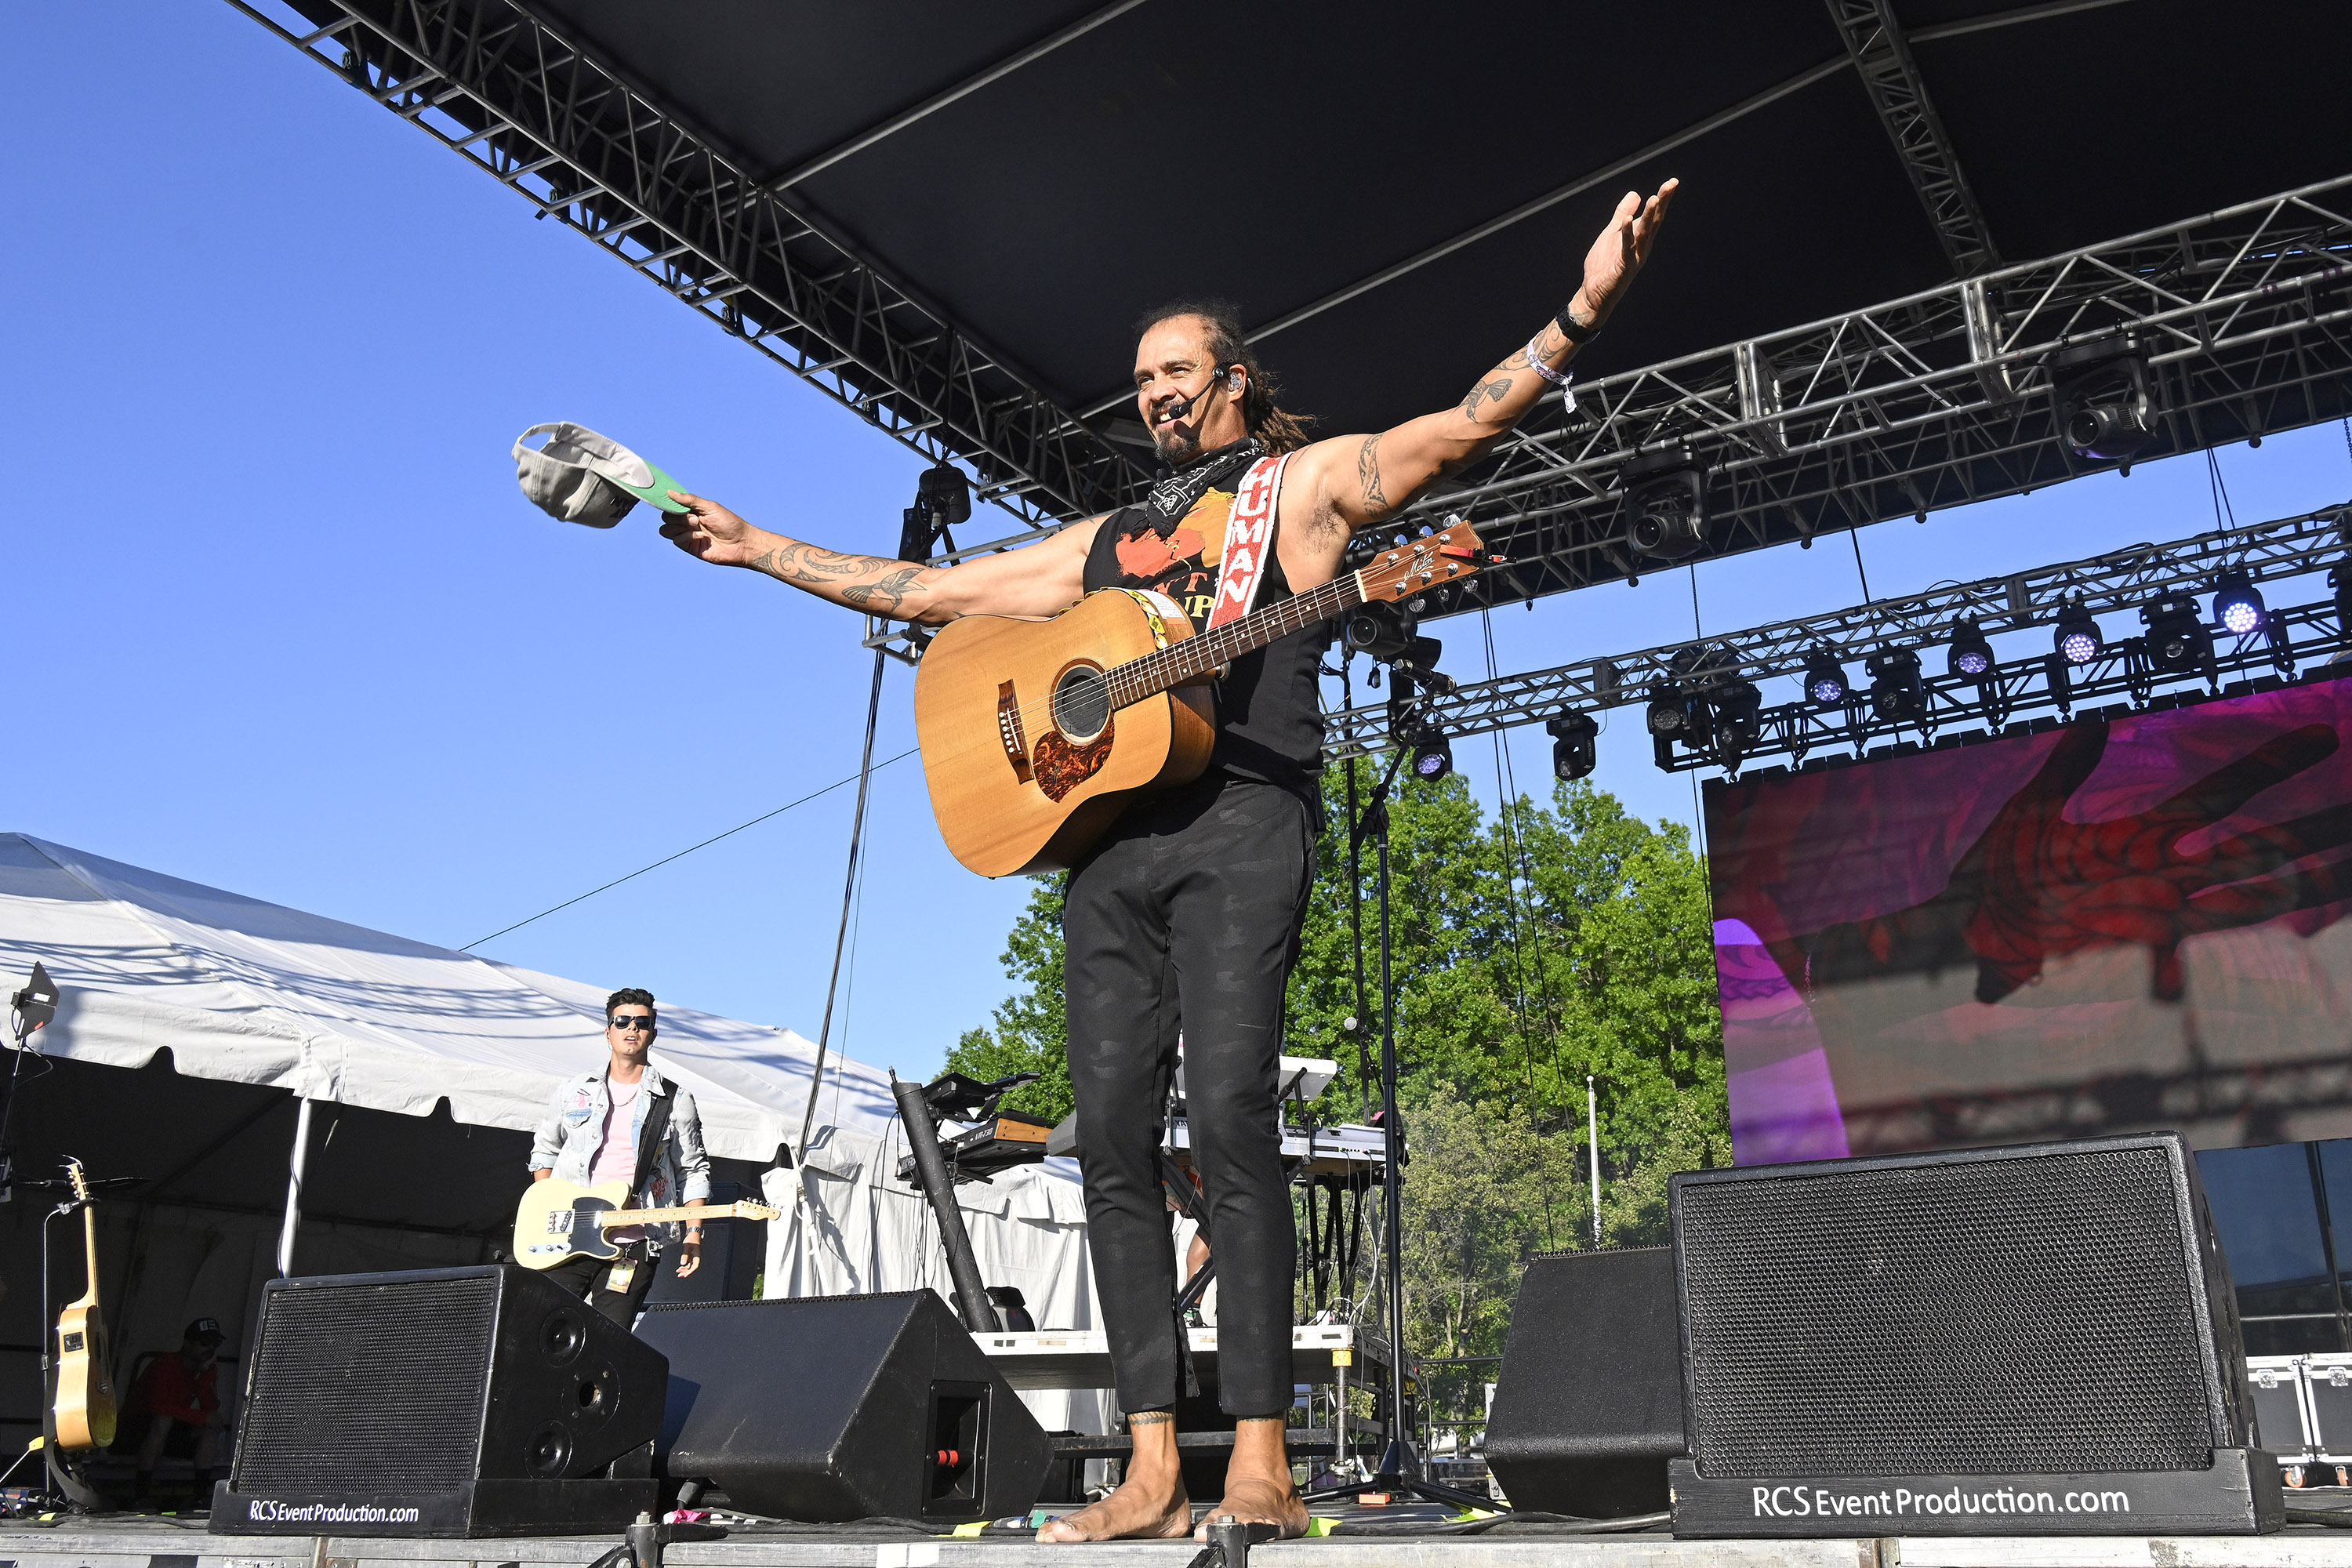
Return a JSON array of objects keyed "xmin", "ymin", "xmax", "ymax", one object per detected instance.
[{"xmin": 1708, "ymin": 677, "xmax": 2352, "ymax": 1163}]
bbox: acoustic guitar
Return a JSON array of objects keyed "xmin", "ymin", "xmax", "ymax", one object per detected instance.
[
  {"xmin": 52, "ymin": 1159, "xmax": 117, "ymax": 1450},
  {"xmin": 514, "ymin": 1178, "xmax": 781, "ymax": 1270},
  {"xmin": 913, "ymin": 519, "xmax": 1488, "ymax": 877}
]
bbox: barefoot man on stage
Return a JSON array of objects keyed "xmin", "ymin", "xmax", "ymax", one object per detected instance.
[{"xmin": 656, "ymin": 179, "xmax": 1675, "ymax": 1541}]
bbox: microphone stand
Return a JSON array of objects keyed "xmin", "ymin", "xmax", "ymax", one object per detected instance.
[{"xmin": 1300, "ymin": 739, "xmax": 1494, "ymax": 1515}]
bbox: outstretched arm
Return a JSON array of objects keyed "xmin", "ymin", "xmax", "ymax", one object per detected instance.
[
  {"xmin": 656, "ymin": 492, "xmax": 1099, "ymax": 623},
  {"xmin": 1285, "ymin": 180, "xmax": 1677, "ymax": 570}
]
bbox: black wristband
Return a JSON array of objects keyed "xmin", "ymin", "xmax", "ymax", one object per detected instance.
[{"xmin": 1555, "ymin": 303, "xmax": 1599, "ymax": 344}]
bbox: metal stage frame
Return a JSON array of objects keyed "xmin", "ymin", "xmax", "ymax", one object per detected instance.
[
  {"xmin": 860, "ymin": 176, "xmax": 2352, "ymax": 661},
  {"xmin": 1323, "ymin": 500, "xmax": 2352, "ymax": 774},
  {"xmin": 223, "ymin": 5, "xmax": 2352, "ymax": 652}
]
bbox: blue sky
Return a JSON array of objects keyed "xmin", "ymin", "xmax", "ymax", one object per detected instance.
[{"xmin": 8, "ymin": 2, "xmax": 2348, "ymax": 1085}]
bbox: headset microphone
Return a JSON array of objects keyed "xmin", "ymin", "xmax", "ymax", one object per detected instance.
[{"xmin": 1159, "ymin": 366, "xmax": 1238, "ymax": 423}]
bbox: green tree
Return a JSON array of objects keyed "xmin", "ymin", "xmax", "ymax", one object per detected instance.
[
  {"xmin": 943, "ymin": 873, "xmax": 1074, "ymax": 1123},
  {"xmin": 952, "ymin": 767, "xmax": 1731, "ymax": 1363}
]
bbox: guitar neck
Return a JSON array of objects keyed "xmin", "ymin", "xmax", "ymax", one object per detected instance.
[
  {"xmin": 78, "ymin": 1203, "xmax": 101, "ymax": 1307},
  {"xmin": 1103, "ymin": 569, "xmax": 1367, "ymax": 709},
  {"xmin": 598, "ymin": 1201, "xmax": 761, "ymax": 1227}
]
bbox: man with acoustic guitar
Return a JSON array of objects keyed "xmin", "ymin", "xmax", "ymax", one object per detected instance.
[
  {"xmin": 528, "ymin": 989, "xmax": 710, "ymax": 1325},
  {"xmin": 656, "ymin": 180, "xmax": 1675, "ymax": 1542}
]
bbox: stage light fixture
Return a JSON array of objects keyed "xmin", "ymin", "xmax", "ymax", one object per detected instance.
[
  {"xmin": 1646, "ymin": 685, "xmax": 1691, "ymax": 735},
  {"xmin": 1621, "ymin": 445, "xmax": 1708, "ymax": 561},
  {"xmin": 2053, "ymin": 598, "xmax": 2104, "ymax": 665},
  {"xmin": 1802, "ymin": 651, "xmax": 1849, "ymax": 709},
  {"xmin": 1867, "ymin": 648, "xmax": 1926, "ymax": 723},
  {"xmin": 2212, "ymin": 570, "xmax": 2266, "ymax": 637},
  {"xmin": 1711, "ymin": 677, "xmax": 1763, "ymax": 760},
  {"xmin": 1410, "ymin": 736, "xmax": 1454, "ymax": 781},
  {"xmin": 1547, "ymin": 711, "xmax": 1599, "ymax": 781},
  {"xmin": 1343, "ymin": 601, "xmax": 1414, "ymax": 661},
  {"xmin": 2050, "ymin": 333, "xmax": 2156, "ymax": 471},
  {"xmin": 2140, "ymin": 593, "xmax": 2211, "ymax": 673},
  {"xmin": 1947, "ymin": 617, "xmax": 1993, "ymax": 679}
]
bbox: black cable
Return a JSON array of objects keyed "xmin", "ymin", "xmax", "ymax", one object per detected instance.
[
  {"xmin": 459, "ymin": 744, "xmax": 916, "ymax": 950},
  {"xmin": 797, "ymin": 651, "xmax": 891, "ymax": 1166}
]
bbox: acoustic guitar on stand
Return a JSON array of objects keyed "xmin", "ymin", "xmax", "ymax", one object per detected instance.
[
  {"xmin": 52, "ymin": 1158, "xmax": 118, "ymax": 1450},
  {"xmin": 514, "ymin": 1178, "xmax": 780, "ymax": 1270},
  {"xmin": 913, "ymin": 519, "xmax": 1490, "ymax": 876}
]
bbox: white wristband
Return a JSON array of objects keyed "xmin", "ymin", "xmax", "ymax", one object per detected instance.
[{"xmin": 1526, "ymin": 336, "xmax": 1574, "ymax": 390}]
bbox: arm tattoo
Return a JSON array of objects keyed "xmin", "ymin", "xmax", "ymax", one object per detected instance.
[
  {"xmin": 1357, "ymin": 434, "xmax": 1390, "ymax": 512},
  {"xmin": 840, "ymin": 565, "xmax": 925, "ymax": 612},
  {"xmin": 748, "ymin": 542, "xmax": 897, "ymax": 586},
  {"xmin": 1460, "ymin": 373, "xmax": 1515, "ymax": 421}
]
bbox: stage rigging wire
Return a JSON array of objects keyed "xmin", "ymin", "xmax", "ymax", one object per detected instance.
[
  {"xmin": 1479, "ymin": 609, "xmax": 1563, "ymax": 1252},
  {"xmin": 458, "ymin": 743, "xmax": 917, "ymax": 950}
]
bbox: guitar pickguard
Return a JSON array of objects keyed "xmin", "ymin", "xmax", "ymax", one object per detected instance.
[
  {"xmin": 519, "ymin": 1197, "xmax": 621, "ymax": 1262},
  {"xmin": 1033, "ymin": 719, "xmax": 1115, "ymax": 801}
]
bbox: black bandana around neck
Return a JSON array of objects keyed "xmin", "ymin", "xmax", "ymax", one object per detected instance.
[{"xmin": 1142, "ymin": 437, "xmax": 1264, "ymax": 538}]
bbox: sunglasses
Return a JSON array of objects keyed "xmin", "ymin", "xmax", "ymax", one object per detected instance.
[{"xmin": 608, "ymin": 1014, "xmax": 656, "ymax": 1033}]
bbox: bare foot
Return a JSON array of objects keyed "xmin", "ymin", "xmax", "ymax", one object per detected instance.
[
  {"xmin": 1194, "ymin": 1475, "xmax": 1312, "ymax": 1542},
  {"xmin": 1036, "ymin": 1474, "xmax": 1192, "ymax": 1543}
]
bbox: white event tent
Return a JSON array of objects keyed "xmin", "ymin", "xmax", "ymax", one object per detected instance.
[{"xmin": 0, "ymin": 832, "xmax": 1104, "ymax": 1445}]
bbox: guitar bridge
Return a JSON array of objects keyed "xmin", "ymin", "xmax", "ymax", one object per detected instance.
[{"xmin": 998, "ymin": 681, "xmax": 1035, "ymax": 783}]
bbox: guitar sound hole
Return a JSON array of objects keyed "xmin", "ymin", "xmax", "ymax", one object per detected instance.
[{"xmin": 1052, "ymin": 666, "xmax": 1111, "ymax": 742}]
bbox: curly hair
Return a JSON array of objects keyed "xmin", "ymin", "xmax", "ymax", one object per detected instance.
[
  {"xmin": 1133, "ymin": 298, "xmax": 1316, "ymax": 454},
  {"xmin": 605, "ymin": 986, "xmax": 655, "ymax": 1023}
]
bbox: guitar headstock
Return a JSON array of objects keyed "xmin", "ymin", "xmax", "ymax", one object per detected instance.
[
  {"xmin": 739, "ymin": 1201, "xmax": 783, "ymax": 1222},
  {"xmin": 66, "ymin": 1157, "xmax": 91, "ymax": 1203},
  {"xmin": 1357, "ymin": 518, "xmax": 1491, "ymax": 603}
]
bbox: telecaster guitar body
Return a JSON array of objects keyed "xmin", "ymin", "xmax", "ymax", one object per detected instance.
[
  {"xmin": 914, "ymin": 590, "xmax": 1215, "ymax": 877},
  {"xmin": 514, "ymin": 1178, "xmax": 782, "ymax": 1270}
]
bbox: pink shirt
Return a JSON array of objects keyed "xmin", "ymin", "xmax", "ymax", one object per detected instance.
[{"xmin": 591, "ymin": 1076, "xmax": 644, "ymax": 1243}]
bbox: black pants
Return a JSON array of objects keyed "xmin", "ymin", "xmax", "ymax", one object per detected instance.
[
  {"xmin": 543, "ymin": 1243, "xmax": 659, "ymax": 1328},
  {"xmin": 1064, "ymin": 775, "xmax": 1315, "ymax": 1417}
]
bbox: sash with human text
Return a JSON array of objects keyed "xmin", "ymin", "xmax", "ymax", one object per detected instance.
[{"xmin": 1205, "ymin": 452, "xmax": 1291, "ymax": 631}]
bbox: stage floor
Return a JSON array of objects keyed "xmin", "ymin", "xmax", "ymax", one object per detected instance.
[{"xmin": 13, "ymin": 1515, "xmax": 2352, "ymax": 1568}]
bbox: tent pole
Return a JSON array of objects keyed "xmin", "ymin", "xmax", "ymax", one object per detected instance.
[{"xmin": 277, "ymin": 1095, "xmax": 314, "ymax": 1278}]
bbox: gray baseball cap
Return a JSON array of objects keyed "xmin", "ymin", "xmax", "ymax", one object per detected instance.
[{"xmin": 512, "ymin": 423, "xmax": 688, "ymax": 528}]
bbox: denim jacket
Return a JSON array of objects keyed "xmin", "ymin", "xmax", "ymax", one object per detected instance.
[{"xmin": 528, "ymin": 1065, "xmax": 713, "ymax": 1252}]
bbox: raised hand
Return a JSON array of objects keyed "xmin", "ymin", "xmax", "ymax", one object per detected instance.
[
  {"xmin": 1798, "ymin": 720, "xmax": 2352, "ymax": 1006},
  {"xmin": 657, "ymin": 489, "xmax": 771, "ymax": 568},
  {"xmin": 1573, "ymin": 179, "xmax": 1677, "ymax": 328}
]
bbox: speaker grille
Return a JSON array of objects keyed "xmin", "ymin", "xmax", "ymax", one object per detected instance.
[
  {"xmin": 234, "ymin": 1276, "xmax": 497, "ymax": 1492},
  {"xmin": 1679, "ymin": 1145, "xmax": 2216, "ymax": 1477}
]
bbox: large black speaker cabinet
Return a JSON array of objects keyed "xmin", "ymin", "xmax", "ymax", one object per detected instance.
[
  {"xmin": 212, "ymin": 1265, "xmax": 666, "ymax": 1537},
  {"xmin": 637, "ymin": 1289, "xmax": 1050, "ymax": 1523},
  {"xmin": 1485, "ymin": 1246, "xmax": 1684, "ymax": 1518},
  {"xmin": 1667, "ymin": 1132, "xmax": 2280, "ymax": 1538}
]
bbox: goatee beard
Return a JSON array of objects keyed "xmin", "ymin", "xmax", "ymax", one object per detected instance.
[{"xmin": 1152, "ymin": 423, "xmax": 1203, "ymax": 466}]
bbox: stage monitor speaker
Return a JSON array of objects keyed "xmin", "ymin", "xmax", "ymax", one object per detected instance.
[
  {"xmin": 1667, "ymin": 1131, "xmax": 2280, "ymax": 1538},
  {"xmin": 212, "ymin": 1265, "xmax": 666, "ymax": 1537},
  {"xmin": 1484, "ymin": 1245, "xmax": 1683, "ymax": 1518},
  {"xmin": 637, "ymin": 1289, "xmax": 1050, "ymax": 1524}
]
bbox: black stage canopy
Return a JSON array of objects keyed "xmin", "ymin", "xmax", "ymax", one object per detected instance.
[{"xmin": 244, "ymin": 0, "xmax": 2352, "ymax": 595}]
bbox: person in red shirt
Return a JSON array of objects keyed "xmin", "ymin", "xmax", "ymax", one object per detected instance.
[{"xmin": 131, "ymin": 1318, "xmax": 226, "ymax": 1509}]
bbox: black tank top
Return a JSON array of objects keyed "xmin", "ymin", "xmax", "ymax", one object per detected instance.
[{"xmin": 1082, "ymin": 477, "xmax": 1327, "ymax": 804}]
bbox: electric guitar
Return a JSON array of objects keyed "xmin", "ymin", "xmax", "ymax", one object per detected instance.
[
  {"xmin": 514, "ymin": 1178, "xmax": 781, "ymax": 1269},
  {"xmin": 52, "ymin": 1159, "xmax": 118, "ymax": 1450},
  {"xmin": 913, "ymin": 519, "xmax": 1488, "ymax": 876}
]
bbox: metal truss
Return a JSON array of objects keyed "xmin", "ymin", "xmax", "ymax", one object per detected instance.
[
  {"xmin": 1825, "ymin": 0, "xmax": 2000, "ymax": 277},
  {"xmin": 880, "ymin": 175, "xmax": 2352, "ymax": 662},
  {"xmin": 228, "ymin": 0, "xmax": 1146, "ymax": 530},
  {"xmin": 1367, "ymin": 176, "xmax": 2352, "ymax": 608},
  {"xmin": 1325, "ymin": 499, "xmax": 2352, "ymax": 764}
]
